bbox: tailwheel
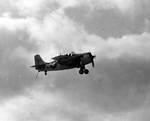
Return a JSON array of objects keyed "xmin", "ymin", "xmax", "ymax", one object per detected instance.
[
  {"xmin": 45, "ymin": 71, "xmax": 47, "ymax": 75},
  {"xmin": 79, "ymin": 69, "xmax": 84, "ymax": 74},
  {"xmin": 84, "ymin": 69, "xmax": 89, "ymax": 74}
]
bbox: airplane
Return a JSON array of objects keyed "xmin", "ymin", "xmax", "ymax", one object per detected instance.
[{"xmin": 31, "ymin": 52, "xmax": 96, "ymax": 75}]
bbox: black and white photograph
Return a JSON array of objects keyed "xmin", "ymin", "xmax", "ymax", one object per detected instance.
[{"xmin": 0, "ymin": 0, "xmax": 150, "ymax": 120}]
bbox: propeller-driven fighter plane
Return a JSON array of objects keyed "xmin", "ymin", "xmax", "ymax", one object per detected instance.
[{"xmin": 31, "ymin": 52, "xmax": 96, "ymax": 75}]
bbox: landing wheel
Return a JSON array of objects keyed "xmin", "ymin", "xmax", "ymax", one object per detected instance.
[
  {"xmin": 84, "ymin": 69, "xmax": 89, "ymax": 74},
  {"xmin": 79, "ymin": 69, "xmax": 84, "ymax": 74},
  {"xmin": 45, "ymin": 71, "xmax": 47, "ymax": 75}
]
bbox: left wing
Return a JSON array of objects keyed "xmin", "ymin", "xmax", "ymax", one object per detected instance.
[{"xmin": 52, "ymin": 54, "xmax": 83, "ymax": 67}]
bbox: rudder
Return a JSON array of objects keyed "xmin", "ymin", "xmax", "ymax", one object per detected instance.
[{"xmin": 34, "ymin": 54, "xmax": 45, "ymax": 66}]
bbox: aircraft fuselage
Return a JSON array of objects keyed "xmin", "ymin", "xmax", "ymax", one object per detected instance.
[{"xmin": 32, "ymin": 52, "xmax": 95, "ymax": 75}]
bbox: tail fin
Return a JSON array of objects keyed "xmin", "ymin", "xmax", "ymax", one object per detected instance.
[{"xmin": 34, "ymin": 54, "xmax": 45, "ymax": 66}]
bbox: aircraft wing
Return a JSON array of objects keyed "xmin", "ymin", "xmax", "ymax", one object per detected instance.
[
  {"xmin": 52, "ymin": 55, "xmax": 67, "ymax": 61},
  {"xmin": 52, "ymin": 54, "xmax": 83, "ymax": 67}
]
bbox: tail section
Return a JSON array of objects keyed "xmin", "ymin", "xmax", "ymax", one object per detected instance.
[
  {"xmin": 34, "ymin": 54, "xmax": 45, "ymax": 66},
  {"xmin": 31, "ymin": 54, "xmax": 47, "ymax": 76}
]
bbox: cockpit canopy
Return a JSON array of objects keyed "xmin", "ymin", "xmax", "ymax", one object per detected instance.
[
  {"xmin": 52, "ymin": 52, "xmax": 76, "ymax": 60},
  {"xmin": 68, "ymin": 51, "xmax": 75, "ymax": 56},
  {"xmin": 64, "ymin": 52, "xmax": 76, "ymax": 56}
]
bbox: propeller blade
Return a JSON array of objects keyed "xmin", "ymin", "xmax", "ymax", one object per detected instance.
[
  {"xmin": 89, "ymin": 53, "xmax": 96, "ymax": 68},
  {"xmin": 93, "ymin": 55, "xmax": 96, "ymax": 59},
  {"xmin": 92, "ymin": 60, "xmax": 94, "ymax": 67},
  {"xmin": 92, "ymin": 57, "xmax": 95, "ymax": 67}
]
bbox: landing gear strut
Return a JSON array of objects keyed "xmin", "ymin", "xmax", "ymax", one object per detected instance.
[{"xmin": 45, "ymin": 71, "xmax": 47, "ymax": 75}]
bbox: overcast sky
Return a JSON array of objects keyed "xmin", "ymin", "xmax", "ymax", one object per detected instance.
[{"xmin": 0, "ymin": 0, "xmax": 150, "ymax": 121}]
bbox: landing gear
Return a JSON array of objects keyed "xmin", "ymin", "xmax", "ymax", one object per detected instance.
[
  {"xmin": 79, "ymin": 68, "xmax": 89, "ymax": 74},
  {"xmin": 84, "ymin": 69, "xmax": 89, "ymax": 74},
  {"xmin": 79, "ymin": 69, "xmax": 84, "ymax": 74},
  {"xmin": 45, "ymin": 71, "xmax": 47, "ymax": 75}
]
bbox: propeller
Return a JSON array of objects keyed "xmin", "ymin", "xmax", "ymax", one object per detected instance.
[{"xmin": 89, "ymin": 52, "xmax": 96, "ymax": 68}]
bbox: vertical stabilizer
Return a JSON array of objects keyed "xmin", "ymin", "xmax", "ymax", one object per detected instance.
[{"xmin": 34, "ymin": 55, "xmax": 45, "ymax": 66}]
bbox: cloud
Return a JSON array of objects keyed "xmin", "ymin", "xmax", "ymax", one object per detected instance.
[
  {"xmin": 0, "ymin": 17, "xmax": 38, "ymax": 98},
  {"xmin": 13, "ymin": 0, "xmax": 44, "ymax": 15},
  {"xmin": 96, "ymin": 32, "xmax": 150, "ymax": 59},
  {"xmin": 0, "ymin": 14, "xmax": 27, "ymax": 31},
  {"xmin": 77, "ymin": 0, "xmax": 135, "ymax": 14},
  {"xmin": 0, "ymin": 85, "xmax": 150, "ymax": 121},
  {"xmin": 0, "ymin": 0, "xmax": 149, "ymax": 18},
  {"xmin": 0, "ymin": 0, "xmax": 150, "ymax": 121},
  {"xmin": 65, "ymin": 0, "xmax": 150, "ymax": 38},
  {"xmin": 108, "ymin": 0, "xmax": 135, "ymax": 13},
  {"xmin": 1, "ymin": 0, "xmax": 150, "ymax": 100},
  {"xmin": 0, "ymin": 87, "xmax": 89, "ymax": 121},
  {"xmin": 72, "ymin": 0, "xmax": 150, "ymax": 16},
  {"xmin": 0, "ymin": 0, "xmax": 82, "ymax": 100}
]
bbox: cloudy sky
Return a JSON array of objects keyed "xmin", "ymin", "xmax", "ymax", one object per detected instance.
[{"xmin": 0, "ymin": 0, "xmax": 150, "ymax": 120}]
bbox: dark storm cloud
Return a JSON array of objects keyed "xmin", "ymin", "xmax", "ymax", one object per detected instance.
[{"xmin": 65, "ymin": 1, "xmax": 150, "ymax": 38}]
